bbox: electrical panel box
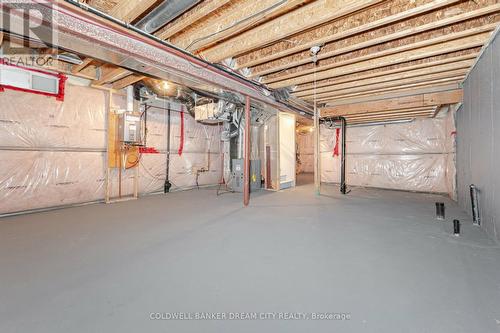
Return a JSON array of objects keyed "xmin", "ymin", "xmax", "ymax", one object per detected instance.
[
  {"xmin": 232, "ymin": 159, "xmax": 244, "ymax": 192},
  {"xmin": 118, "ymin": 112, "xmax": 142, "ymax": 144},
  {"xmin": 231, "ymin": 159, "xmax": 261, "ymax": 192},
  {"xmin": 250, "ymin": 160, "xmax": 261, "ymax": 190}
]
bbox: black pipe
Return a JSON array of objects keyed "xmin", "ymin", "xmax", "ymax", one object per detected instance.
[
  {"xmin": 469, "ymin": 184, "xmax": 480, "ymax": 226},
  {"xmin": 436, "ymin": 202, "xmax": 445, "ymax": 220},
  {"xmin": 164, "ymin": 106, "xmax": 172, "ymax": 193},
  {"xmin": 453, "ymin": 219, "xmax": 460, "ymax": 236},
  {"xmin": 339, "ymin": 116, "xmax": 346, "ymax": 195}
]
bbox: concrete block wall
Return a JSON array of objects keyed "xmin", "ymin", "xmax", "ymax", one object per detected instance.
[{"xmin": 456, "ymin": 32, "xmax": 500, "ymax": 242}]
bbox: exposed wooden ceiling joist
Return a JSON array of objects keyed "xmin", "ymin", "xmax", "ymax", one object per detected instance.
[
  {"xmin": 80, "ymin": 0, "xmax": 162, "ymax": 87},
  {"xmin": 237, "ymin": 0, "xmax": 464, "ymax": 70},
  {"xmin": 321, "ymin": 89, "xmax": 463, "ymax": 117},
  {"xmin": 71, "ymin": 57, "xmax": 93, "ymax": 74},
  {"xmin": 312, "ymin": 76, "xmax": 465, "ymax": 102},
  {"xmin": 267, "ymin": 28, "xmax": 493, "ymax": 88},
  {"xmin": 95, "ymin": 65, "xmax": 132, "ymax": 85},
  {"xmin": 79, "ymin": 0, "xmax": 500, "ymax": 110},
  {"xmin": 156, "ymin": 0, "xmax": 233, "ymax": 40},
  {"xmin": 324, "ymin": 84, "xmax": 462, "ymax": 106},
  {"xmin": 294, "ymin": 53, "xmax": 478, "ymax": 93},
  {"xmin": 112, "ymin": 74, "xmax": 147, "ymax": 90},
  {"xmin": 198, "ymin": 0, "xmax": 384, "ymax": 62},
  {"xmin": 249, "ymin": 5, "xmax": 500, "ymax": 77},
  {"xmin": 171, "ymin": 0, "xmax": 313, "ymax": 53},
  {"xmin": 109, "ymin": 0, "xmax": 159, "ymax": 23},
  {"xmin": 295, "ymin": 63, "xmax": 472, "ymax": 98}
]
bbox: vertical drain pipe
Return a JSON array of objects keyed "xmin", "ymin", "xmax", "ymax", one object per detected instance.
[
  {"xmin": 243, "ymin": 96, "xmax": 251, "ymax": 206},
  {"xmin": 164, "ymin": 106, "xmax": 172, "ymax": 193},
  {"xmin": 470, "ymin": 184, "xmax": 480, "ymax": 226},
  {"xmin": 339, "ymin": 116, "xmax": 346, "ymax": 195}
]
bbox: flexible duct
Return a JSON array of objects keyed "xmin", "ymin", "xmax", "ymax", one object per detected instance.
[
  {"xmin": 135, "ymin": 0, "xmax": 202, "ymax": 34},
  {"xmin": 141, "ymin": 78, "xmax": 196, "ymax": 117}
]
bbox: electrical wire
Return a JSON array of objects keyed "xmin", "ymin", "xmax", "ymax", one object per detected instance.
[{"xmin": 185, "ymin": 0, "xmax": 288, "ymax": 52}]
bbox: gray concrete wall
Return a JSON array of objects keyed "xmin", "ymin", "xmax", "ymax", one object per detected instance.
[{"xmin": 456, "ymin": 32, "xmax": 500, "ymax": 242}]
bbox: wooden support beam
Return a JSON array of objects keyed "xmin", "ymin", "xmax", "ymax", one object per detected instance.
[
  {"xmin": 71, "ymin": 57, "xmax": 93, "ymax": 74},
  {"xmin": 156, "ymin": 0, "xmax": 233, "ymax": 40},
  {"xmin": 322, "ymin": 83, "xmax": 462, "ymax": 105},
  {"xmin": 250, "ymin": 5, "xmax": 500, "ymax": 77},
  {"xmin": 294, "ymin": 53, "xmax": 477, "ymax": 94},
  {"xmin": 346, "ymin": 113, "xmax": 434, "ymax": 124},
  {"xmin": 344, "ymin": 106, "xmax": 436, "ymax": 118},
  {"xmin": 112, "ymin": 74, "xmax": 146, "ymax": 90},
  {"xmin": 349, "ymin": 110, "xmax": 435, "ymax": 119},
  {"xmin": 347, "ymin": 111, "xmax": 435, "ymax": 121},
  {"xmin": 266, "ymin": 25, "xmax": 495, "ymax": 85},
  {"xmin": 109, "ymin": 0, "xmax": 158, "ymax": 23},
  {"xmin": 313, "ymin": 76, "xmax": 465, "ymax": 102},
  {"xmin": 199, "ymin": 0, "xmax": 384, "ymax": 62},
  {"xmin": 345, "ymin": 107, "xmax": 437, "ymax": 119},
  {"xmin": 237, "ymin": 0, "xmax": 463, "ymax": 69},
  {"xmin": 0, "ymin": 32, "xmax": 4, "ymax": 47},
  {"xmin": 94, "ymin": 65, "xmax": 132, "ymax": 85},
  {"xmin": 321, "ymin": 89, "xmax": 463, "ymax": 117},
  {"xmin": 296, "ymin": 64, "xmax": 472, "ymax": 98},
  {"xmin": 267, "ymin": 28, "xmax": 493, "ymax": 88}
]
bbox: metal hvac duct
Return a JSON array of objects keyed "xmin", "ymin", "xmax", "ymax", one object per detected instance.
[
  {"xmin": 135, "ymin": 0, "xmax": 203, "ymax": 34},
  {"xmin": 0, "ymin": 0, "xmax": 309, "ymax": 116}
]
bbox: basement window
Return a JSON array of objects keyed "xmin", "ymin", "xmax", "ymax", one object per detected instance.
[{"xmin": 0, "ymin": 60, "xmax": 67, "ymax": 101}]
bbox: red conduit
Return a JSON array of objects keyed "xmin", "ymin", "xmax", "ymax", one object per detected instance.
[
  {"xmin": 333, "ymin": 128, "xmax": 340, "ymax": 157},
  {"xmin": 178, "ymin": 108, "xmax": 185, "ymax": 156}
]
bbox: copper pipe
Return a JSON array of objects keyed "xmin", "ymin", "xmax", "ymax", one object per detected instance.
[{"xmin": 244, "ymin": 96, "xmax": 251, "ymax": 206}]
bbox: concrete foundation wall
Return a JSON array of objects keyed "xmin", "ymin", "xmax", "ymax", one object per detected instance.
[{"xmin": 456, "ymin": 32, "xmax": 500, "ymax": 242}]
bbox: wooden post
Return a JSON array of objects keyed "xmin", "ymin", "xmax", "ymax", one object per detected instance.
[{"xmin": 244, "ymin": 96, "xmax": 251, "ymax": 206}]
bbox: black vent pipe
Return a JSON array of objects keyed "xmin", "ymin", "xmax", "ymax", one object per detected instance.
[{"xmin": 322, "ymin": 116, "xmax": 347, "ymax": 194}]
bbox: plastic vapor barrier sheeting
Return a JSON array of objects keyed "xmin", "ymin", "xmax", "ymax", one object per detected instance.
[
  {"xmin": 0, "ymin": 85, "xmax": 222, "ymax": 214},
  {"xmin": 297, "ymin": 130, "xmax": 313, "ymax": 173},
  {"xmin": 314, "ymin": 111, "xmax": 456, "ymax": 196}
]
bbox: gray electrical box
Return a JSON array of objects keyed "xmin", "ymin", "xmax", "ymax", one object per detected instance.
[
  {"xmin": 231, "ymin": 159, "xmax": 261, "ymax": 192},
  {"xmin": 118, "ymin": 112, "xmax": 142, "ymax": 144},
  {"xmin": 232, "ymin": 159, "xmax": 244, "ymax": 192},
  {"xmin": 250, "ymin": 160, "xmax": 261, "ymax": 191}
]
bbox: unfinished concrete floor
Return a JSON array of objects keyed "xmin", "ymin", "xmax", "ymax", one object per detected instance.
[{"xmin": 1, "ymin": 176, "xmax": 500, "ymax": 333}]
